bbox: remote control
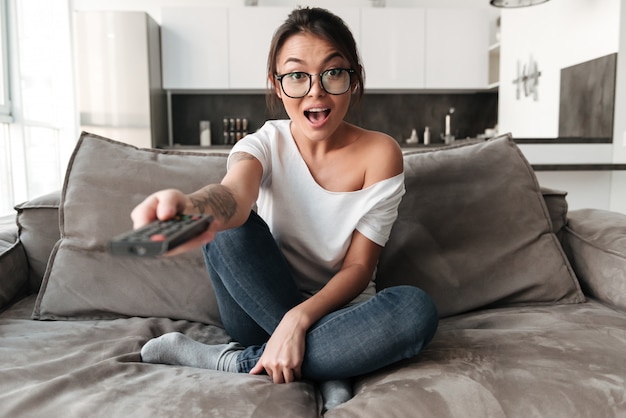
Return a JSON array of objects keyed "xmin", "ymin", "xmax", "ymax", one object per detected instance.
[{"xmin": 109, "ymin": 214, "xmax": 213, "ymax": 257}]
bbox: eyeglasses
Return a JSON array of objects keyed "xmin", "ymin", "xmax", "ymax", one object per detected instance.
[{"xmin": 275, "ymin": 68, "xmax": 355, "ymax": 98}]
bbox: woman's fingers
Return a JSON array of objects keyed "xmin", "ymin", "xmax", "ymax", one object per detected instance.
[{"xmin": 249, "ymin": 361, "xmax": 301, "ymax": 384}]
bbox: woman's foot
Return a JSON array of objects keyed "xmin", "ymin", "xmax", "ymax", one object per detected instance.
[
  {"xmin": 141, "ymin": 332, "xmax": 242, "ymax": 372},
  {"xmin": 320, "ymin": 379, "xmax": 353, "ymax": 411}
]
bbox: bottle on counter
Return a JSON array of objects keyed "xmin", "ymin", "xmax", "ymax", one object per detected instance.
[
  {"xmin": 405, "ymin": 128, "xmax": 418, "ymax": 144},
  {"xmin": 423, "ymin": 126, "xmax": 430, "ymax": 145},
  {"xmin": 199, "ymin": 120, "xmax": 211, "ymax": 146}
]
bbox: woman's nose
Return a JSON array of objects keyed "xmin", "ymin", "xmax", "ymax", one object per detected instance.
[{"xmin": 308, "ymin": 74, "xmax": 326, "ymax": 96}]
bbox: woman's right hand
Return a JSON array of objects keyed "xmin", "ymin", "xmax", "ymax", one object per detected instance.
[
  {"xmin": 130, "ymin": 189, "xmax": 219, "ymax": 255},
  {"xmin": 131, "ymin": 189, "xmax": 188, "ymax": 229}
]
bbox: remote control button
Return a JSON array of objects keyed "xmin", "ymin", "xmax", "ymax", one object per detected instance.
[{"xmin": 150, "ymin": 234, "xmax": 167, "ymax": 242}]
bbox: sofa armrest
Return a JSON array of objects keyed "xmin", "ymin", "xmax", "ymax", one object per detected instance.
[
  {"xmin": 0, "ymin": 223, "xmax": 29, "ymax": 311},
  {"xmin": 562, "ymin": 208, "xmax": 626, "ymax": 311},
  {"xmin": 15, "ymin": 190, "xmax": 61, "ymax": 293}
]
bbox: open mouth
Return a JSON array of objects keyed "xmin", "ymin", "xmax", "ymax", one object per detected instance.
[{"xmin": 304, "ymin": 108, "xmax": 331, "ymax": 124}]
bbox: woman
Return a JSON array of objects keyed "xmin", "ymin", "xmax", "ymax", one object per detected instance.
[{"xmin": 135, "ymin": 6, "xmax": 438, "ymax": 408}]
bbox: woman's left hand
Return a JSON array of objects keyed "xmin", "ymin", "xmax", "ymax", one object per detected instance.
[{"xmin": 249, "ymin": 310, "xmax": 307, "ymax": 384}]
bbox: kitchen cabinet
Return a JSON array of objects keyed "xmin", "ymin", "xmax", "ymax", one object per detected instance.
[
  {"xmin": 488, "ymin": 42, "xmax": 500, "ymax": 88},
  {"xmin": 228, "ymin": 7, "xmax": 359, "ymax": 90},
  {"xmin": 330, "ymin": 8, "xmax": 361, "ymax": 47},
  {"xmin": 228, "ymin": 7, "xmax": 291, "ymax": 90},
  {"xmin": 75, "ymin": 11, "xmax": 167, "ymax": 148},
  {"xmin": 161, "ymin": 8, "xmax": 229, "ymax": 90},
  {"xmin": 360, "ymin": 8, "xmax": 426, "ymax": 89},
  {"xmin": 161, "ymin": 6, "xmax": 490, "ymax": 92},
  {"xmin": 424, "ymin": 9, "xmax": 489, "ymax": 89}
]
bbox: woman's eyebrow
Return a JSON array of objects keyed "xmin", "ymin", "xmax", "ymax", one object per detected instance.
[
  {"xmin": 281, "ymin": 52, "xmax": 345, "ymax": 68},
  {"xmin": 283, "ymin": 57, "xmax": 305, "ymax": 66},
  {"xmin": 322, "ymin": 52, "xmax": 344, "ymax": 64}
]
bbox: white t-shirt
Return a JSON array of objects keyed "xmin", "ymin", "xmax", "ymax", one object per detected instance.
[{"xmin": 228, "ymin": 120, "xmax": 405, "ymax": 302}]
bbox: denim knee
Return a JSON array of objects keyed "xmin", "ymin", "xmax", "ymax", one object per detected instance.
[
  {"xmin": 383, "ymin": 285, "xmax": 439, "ymax": 348},
  {"xmin": 202, "ymin": 211, "xmax": 265, "ymax": 261}
]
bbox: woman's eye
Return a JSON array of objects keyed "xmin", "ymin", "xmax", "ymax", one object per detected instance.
[{"xmin": 288, "ymin": 72, "xmax": 307, "ymax": 81}]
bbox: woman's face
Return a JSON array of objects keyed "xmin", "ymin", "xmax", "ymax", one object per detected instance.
[{"xmin": 273, "ymin": 33, "xmax": 353, "ymax": 143}]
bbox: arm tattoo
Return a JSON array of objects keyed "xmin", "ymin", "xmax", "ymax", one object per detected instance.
[
  {"xmin": 188, "ymin": 185, "xmax": 237, "ymax": 222},
  {"xmin": 187, "ymin": 152, "xmax": 255, "ymax": 222}
]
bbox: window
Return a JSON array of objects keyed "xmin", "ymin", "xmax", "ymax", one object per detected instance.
[
  {"xmin": 0, "ymin": 0, "xmax": 76, "ymax": 216},
  {"xmin": 0, "ymin": 0, "xmax": 10, "ymax": 120},
  {"xmin": 0, "ymin": 0, "xmax": 13, "ymax": 215}
]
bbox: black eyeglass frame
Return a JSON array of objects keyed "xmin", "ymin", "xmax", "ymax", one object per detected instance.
[{"xmin": 274, "ymin": 68, "xmax": 356, "ymax": 98}]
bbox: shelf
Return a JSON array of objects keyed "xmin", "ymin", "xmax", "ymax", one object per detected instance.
[
  {"xmin": 488, "ymin": 43, "xmax": 500, "ymax": 87},
  {"xmin": 532, "ymin": 164, "xmax": 626, "ymax": 171}
]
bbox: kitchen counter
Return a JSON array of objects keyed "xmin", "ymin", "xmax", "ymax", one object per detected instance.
[
  {"xmin": 530, "ymin": 163, "xmax": 626, "ymax": 171},
  {"xmin": 513, "ymin": 137, "xmax": 612, "ymax": 144},
  {"xmin": 402, "ymin": 137, "xmax": 625, "ymax": 171}
]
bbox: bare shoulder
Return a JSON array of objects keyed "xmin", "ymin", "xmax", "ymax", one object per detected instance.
[
  {"xmin": 352, "ymin": 127, "xmax": 403, "ymax": 184},
  {"xmin": 364, "ymin": 130, "xmax": 402, "ymax": 160}
]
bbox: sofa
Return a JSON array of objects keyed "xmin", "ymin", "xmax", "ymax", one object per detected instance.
[{"xmin": 1, "ymin": 131, "xmax": 625, "ymax": 417}]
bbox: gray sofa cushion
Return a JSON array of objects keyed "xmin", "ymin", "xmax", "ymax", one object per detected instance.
[
  {"xmin": 540, "ymin": 186, "xmax": 568, "ymax": 239},
  {"xmin": 15, "ymin": 191, "xmax": 61, "ymax": 293},
  {"xmin": 0, "ymin": 227, "xmax": 28, "ymax": 308},
  {"xmin": 377, "ymin": 135, "xmax": 584, "ymax": 318},
  {"xmin": 33, "ymin": 132, "xmax": 227, "ymax": 324},
  {"xmin": 562, "ymin": 208, "xmax": 626, "ymax": 312},
  {"xmin": 336, "ymin": 300, "xmax": 626, "ymax": 417}
]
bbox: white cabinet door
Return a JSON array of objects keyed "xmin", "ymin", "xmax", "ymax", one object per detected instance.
[
  {"xmin": 425, "ymin": 9, "xmax": 489, "ymax": 89},
  {"xmin": 161, "ymin": 7, "xmax": 229, "ymax": 90},
  {"xmin": 329, "ymin": 7, "xmax": 360, "ymax": 47},
  {"xmin": 360, "ymin": 8, "xmax": 425, "ymax": 89},
  {"xmin": 228, "ymin": 7, "xmax": 291, "ymax": 90}
]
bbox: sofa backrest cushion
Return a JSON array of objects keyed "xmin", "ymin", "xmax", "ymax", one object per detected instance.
[
  {"xmin": 11, "ymin": 183, "xmax": 569, "ymax": 300},
  {"xmin": 33, "ymin": 132, "xmax": 227, "ymax": 325},
  {"xmin": 32, "ymin": 131, "xmax": 584, "ymax": 324},
  {"xmin": 563, "ymin": 208, "xmax": 626, "ymax": 312},
  {"xmin": 14, "ymin": 191, "xmax": 61, "ymax": 293},
  {"xmin": 540, "ymin": 186, "xmax": 569, "ymax": 242},
  {"xmin": 376, "ymin": 135, "xmax": 585, "ymax": 318}
]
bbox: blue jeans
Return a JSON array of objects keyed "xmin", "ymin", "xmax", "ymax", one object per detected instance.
[{"xmin": 202, "ymin": 211, "xmax": 438, "ymax": 381}]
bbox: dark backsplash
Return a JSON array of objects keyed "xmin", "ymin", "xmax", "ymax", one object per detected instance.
[{"xmin": 170, "ymin": 92, "xmax": 498, "ymax": 147}]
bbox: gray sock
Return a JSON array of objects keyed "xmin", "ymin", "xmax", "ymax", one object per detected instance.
[
  {"xmin": 320, "ymin": 379, "xmax": 353, "ymax": 411},
  {"xmin": 141, "ymin": 332, "xmax": 242, "ymax": 372}
]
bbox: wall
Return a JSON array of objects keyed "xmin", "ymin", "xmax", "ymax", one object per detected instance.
[
  {"xmin": 498, "ymin": 0, "xmax": 624, "ymax": 212},
  {"xmin": 610, "ymin": 1, "xmax": 626, "ymax": 212},
  {"xmin": 498, "ymin": 0, "xmax": 619, "ymax": 137}
]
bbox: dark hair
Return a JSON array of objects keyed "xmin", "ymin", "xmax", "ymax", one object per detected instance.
[{"xmin": 266, "ymin": 7, "xmax": 365, "ymax": 116}]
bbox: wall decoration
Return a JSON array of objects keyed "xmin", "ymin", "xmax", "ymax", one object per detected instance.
[
  {"xmin": 558, "ymin": 53, "xmax": 616, "ymax": 139},
  {"xmin": 513, "ymin": 55, "xmax": 542, "ymax": 101}
]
